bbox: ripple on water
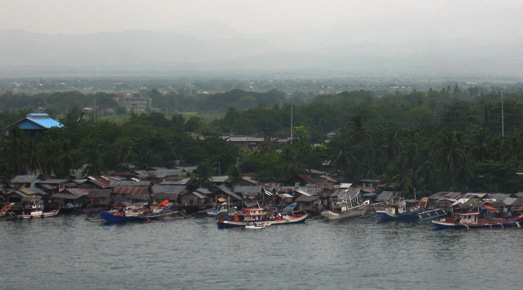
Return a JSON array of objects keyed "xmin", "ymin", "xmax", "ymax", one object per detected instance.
[{"xmin": 1, "ymin": 215, "xmax": 522, "ymax": 289}]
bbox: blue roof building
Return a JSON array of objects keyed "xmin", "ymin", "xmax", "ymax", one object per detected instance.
[{"xmin": 4, "ymin": 113, "xmax": 63, "ymax": 135}]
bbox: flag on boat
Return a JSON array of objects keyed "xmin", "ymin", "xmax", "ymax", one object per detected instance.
[{"xmin": 263, "ymin": 188, "xmax": 273, "ymax": 196}]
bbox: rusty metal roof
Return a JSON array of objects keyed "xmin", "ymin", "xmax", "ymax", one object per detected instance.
[{"xmin": 113, "ymin": 186, "xmax": 149, "ymax": 195}]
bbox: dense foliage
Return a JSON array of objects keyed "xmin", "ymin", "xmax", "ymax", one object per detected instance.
[{"xmin": 1, "ymin": 86, "xmax": 523, "ymax": 196}]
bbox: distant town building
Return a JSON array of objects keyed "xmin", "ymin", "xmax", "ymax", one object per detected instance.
[
  {"xmin": 4, "ymin": 113, "xmax": 63, "ymax": 135},
  {"xmin": 114, "ymin": 93, "xmax": 151, "ymax": 112},
  {"xmin": 222, "ymin": 136, "xmax": 265, "ymax": 150}
]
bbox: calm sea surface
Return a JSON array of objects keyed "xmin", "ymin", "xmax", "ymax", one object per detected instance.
[{"xmin": 1, "ymin": 214, "xmax": 521, "ymax": 290}]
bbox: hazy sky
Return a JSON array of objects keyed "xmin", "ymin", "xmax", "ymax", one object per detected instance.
[{"xmin": 2, "ymin": 0, "xmax": 522, "ymax": 35}]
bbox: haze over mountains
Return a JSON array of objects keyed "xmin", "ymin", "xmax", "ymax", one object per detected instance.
[{"xmin": 1, "ymin": 1, "xmax": 522, "ymax": 78}]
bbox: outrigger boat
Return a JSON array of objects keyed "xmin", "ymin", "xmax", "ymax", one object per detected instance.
[
  {"xmin": 217, "ymin": 206, "xmax": 308, "ymax": 229},
  {"xmin": 18, "ymin": 203, "xmax": 60, "ymax": 219},
  {"xmin": 99, "ymin": 201, "xmax": 186, "ymax": 224},
  {"xmin": 321, "ymin": 188, "xmax": 369, "ymax": 220},
  {"xmin": 432, "ymin": 212, "xmax": 523, "ymax": 230},
  {"xmin": 376, "ymin": 197, "xmax": 429, "ymax": 221}
]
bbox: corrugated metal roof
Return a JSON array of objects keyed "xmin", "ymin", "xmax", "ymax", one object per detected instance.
[
  {"xmin": 113, "ymin": 187, "xmax": 149, "ymax": 195},
  {"xmin": 37, "ymin": 179, "xmax": 68, "ymax": 184},
  {"xmin": 66, "ymin": 188, "xmax": 90, "ymax": 196},
  {"xmin": 151, "ymin": 185, "xmax": 186, "ymax": 194},
  {"xmin": 11, "ymin": 175, "xmax": 39, "ymax": 184},
  {"xmin": 296, "ymin": 195, "xmax": 319, "ymax": 202},
  {"xmin": 191, "ymin": 191, "xmax": 206, "ymax": 199},
  {"xmin": 161, "ymin": 178, "xmax": 193, "ymax": 185},
  {"xmin": 217, "ymin": 185, "xmax": 242, "ymax": 200},
  {"xmin": 210, "ymin": 176, "xmax": 229, "ymax": 183},
  {"xmin": 376, "ymin": 191, "xmax": 396, "ymax": 202},
  {"xmin": 27, "ymin": 113, "xmax": 63, "ymax": 128},
  {"xmin": 20, "ymin": 187, "xmax": 47, "ymax": 196},
  {"xmin": 88, "ymin": 189, "xmax": 112, "ymax": 198},
  {"xmin": 233, "ymin": 185, "xmax": 262, "ymax": 194},
  {"xmin": 195, "ymin": 188, "xmax": 212, "ymax": 195}
]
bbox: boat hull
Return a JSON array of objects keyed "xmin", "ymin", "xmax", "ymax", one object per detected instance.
[
  {"xmin": 18, "ymin": 209, "xmax": 60, "ymax": 219},
  {"xmin": 321, "ymin": 205, "xmax": 367, "ymax": 220},
  {"xmin": 432, "ymin": 220, "xmax": 522, "ymax": 230},
  {"xmin": 99, "ymin": 211, "xmax": 145, "ymax": 223},
  {"xmin": 217, "ymin": 213, "xmax": 309, "ymax": 229},
  {"xmin": 376, "ymin": 210, "xmax": 419, "ymax": 221}
]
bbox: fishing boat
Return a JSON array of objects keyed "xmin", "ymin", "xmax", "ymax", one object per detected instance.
[
  {"xmin": 376, "ymin": 197, "xmax": 428, "ymax": 221},
  {"xmin": 99, "ymin": 202, "xmax": 187, "ymax": 224},
  {"xmin": 207, "ymin": 202, "xmax": 230, "ymax": 216},
  {"xmin": 321, "ymin": 189, "xmax": 369, "ymax": 220},
  {"xmin": 18, "ymin": 203, "xmax": 60, "ymax": 219},
  {"xmin": 217, "ymin": 206, "xmax": 308, "ymax": 229},
  {"xmin": 432, "ymin": 212, "xmax": 522, "ymax": 230}
]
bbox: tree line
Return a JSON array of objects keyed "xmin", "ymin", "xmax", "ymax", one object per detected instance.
[{"xmin": 1, "ymin": 86, "xmax": 523, "ymax": 196}]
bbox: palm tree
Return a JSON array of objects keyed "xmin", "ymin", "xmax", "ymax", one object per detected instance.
[
  {"xmin": 82, "ymin": 143, "xmax": 104, "ymax": 176},
  {"xmin": 56, "ymin": 140, "xmax": 75, "ymax": 178},
  {"xmin": 195, "ymin": 161, "xmax": 215, "ymax": 188},
  {"xmin": 469, "ymin": 128, "xmax": 489, "ymax": 162},
  {"xmin": 347, "ymin": 115, "xmax": 375, "ymax": 178},
  {"xmin": 41, "ymin": 141, "xmax": 58, "ymax": 178},
  {"xmin": 280, "ymin": 145, "xmax": 305, "ymax": 180},
  {"xmin": 433, "ymin": 130, "xmax": 467, "ymax": 189},
  {"xmin": 386, "ymin": 152, "xmax": 414, "ymax": 197},
  {"xmin": 4, "ymin": 127, "xmax": 26, "ymax": 175},
  {"xmin": 116, "ymin": 139, "xmax": 134, "ymax": 170},
  {"xmin": 328, "ymin": 133, "xmax": 355, "ymax": 179}
]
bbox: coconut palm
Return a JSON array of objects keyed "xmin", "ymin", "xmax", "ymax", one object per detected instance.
[{"xmin": 433, "ymin": 129, "xmax": 467, "ymax": 189}]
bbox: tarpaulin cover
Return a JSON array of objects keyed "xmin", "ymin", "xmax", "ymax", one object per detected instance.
[{"xmin": 483, "ymin": 204, "xmax": 497, "ymax": 211}]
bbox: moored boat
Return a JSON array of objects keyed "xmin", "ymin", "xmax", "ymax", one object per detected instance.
[
  {"xmin": 321, "ymin": 189, "xmax": 369, "ymax": 220},
  {"xmin": 217, "ymin": 206, "xmax": 308, "ymax": 229},
  {"xmin": 432, "ymin": 212, "xmax": 522, "ymax": 230},
  {"xmin": 376, "ymin": 197, "xmax": 428, "ymax": 221},
  {"xmin": 18, "ymin": 203, "xmax": 60, "ymax": 219}
]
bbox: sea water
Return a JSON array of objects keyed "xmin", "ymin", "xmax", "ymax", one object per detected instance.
[{"xmin": 1, "ymin": 215, "xmax": 521, "ymax": 289}]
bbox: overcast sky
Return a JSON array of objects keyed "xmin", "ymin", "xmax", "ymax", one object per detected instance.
[{"xmin": 2, "ymin": 0, "xmax": 522, "ymax": 35}]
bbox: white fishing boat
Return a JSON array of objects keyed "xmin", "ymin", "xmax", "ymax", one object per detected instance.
[
  {"xmin": 321, "ymin": 188, "xmax": 369, "ymax": 220},
  {"xmin": 18, "ymin": 203, "xmax": 60, "ymax": 219}
]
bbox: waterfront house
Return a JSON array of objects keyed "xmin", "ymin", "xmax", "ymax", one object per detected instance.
[
  {"xmin": 51, "ymin": 188, "xmax": 90, "ymax": 211},
  {"xmin": 178, "ymin": 188, "xmax": 212, "ymax": 212},
  {"xmin": 111, "ymin": 181, "xmax": 151, "ymax": 204},
  {"xmin": 10, "ymin": 175, "xmax": 39, "ymax": 189},
  {"xmin": 295, "ymin": 195, "xmax": 322, "ymax": 213},
  {"xmin": 87, "ymin": 189, "xmax": 113, "ymax": 209},
  {"xmin": 213, "ymin": 185, "xmax": 243, "ymax": 205},
  {"xmin": 234, "ymin": 185, "xmax": 262, "ymax": 200},
  {"xmin": 35, "ymin": 179, "xmax": 68, "ymax": 196},
  {"xmin": 151, "ymin": 184, "xmax": 187, "ymax": 203}
]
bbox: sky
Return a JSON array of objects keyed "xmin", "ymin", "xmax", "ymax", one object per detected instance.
[{"xmin": 2, "ymin": 0, "xmax": 522, "ymax": 35}]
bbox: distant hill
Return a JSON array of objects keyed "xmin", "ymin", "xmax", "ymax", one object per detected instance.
[{"xmin": 1, "ymin": 4, "xmax": 523, "ymax": 79}]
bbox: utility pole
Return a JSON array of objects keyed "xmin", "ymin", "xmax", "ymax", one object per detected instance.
[
  {"xmin": 93, "ymin": 99, "xmax": 96, "ymax": 123},
  {"xmin": 290, "ymin": 96, "xmax": 293, "ymax": 143},
  {"xmin": 501, "ymin": 92, "xmax": 504, "ymax": 137}
]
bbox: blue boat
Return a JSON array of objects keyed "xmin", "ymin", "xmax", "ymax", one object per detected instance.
[
  {"xmin": 99, "ymin": 211, "xmax": 145, "ymax": 223},
  {"xmin": 376, "ymin": 197, "xmax": 428, "ymax": 221}
]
